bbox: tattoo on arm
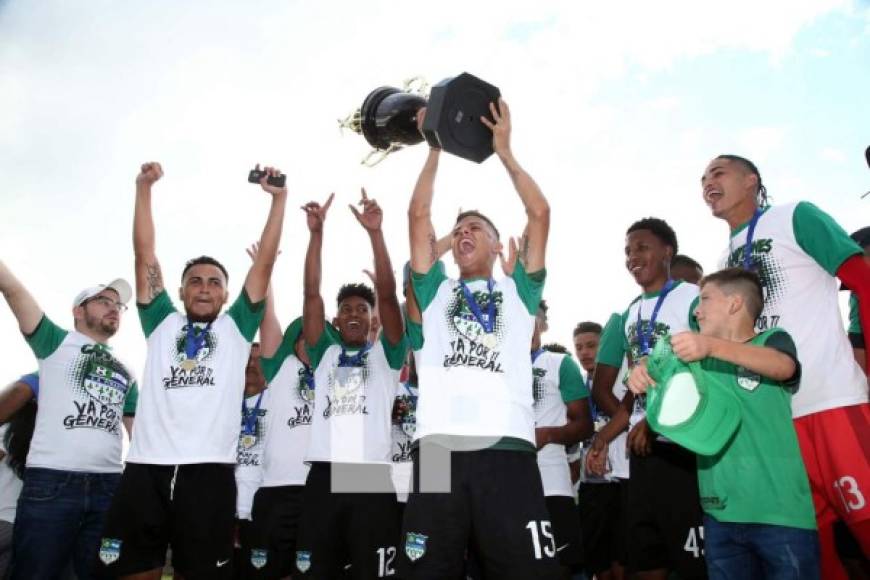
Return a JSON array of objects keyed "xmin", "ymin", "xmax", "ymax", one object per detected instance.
[
  {"xmin": 428, "ymin": 234, "xmax": 438, "ymax": 264},
  {"xmin": 520, "ymin": 235, "xmax": 530, "ymax": 264},
  {"xmin": 146, "ymin": 263, "xmax": 164, "ymax": 299}
]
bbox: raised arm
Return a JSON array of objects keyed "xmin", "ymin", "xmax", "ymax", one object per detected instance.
[
  {"xmin": 351, "ymin": 188, "xmax": 403, "ymax": 346},
  {"xmin": 0, "ymin": 260, "xmax": 43, "ymax": 335},
  {"xmin": 301, "ymin": 194, "xmax": 334, "ymax": 347},
  {"xmin": 243, "ymin": 165, "xmax": 288, "ymax": 304},
  {"xmin": 408, "ymin": 108, "xmax": 440, "ymax": 275},
  {"xmin": 480, "ymin": 99, "xmax": 549, "ymax": 273},
  {"xmin": 247, "ymin": 243, "xmax": 282, "ymax": 358},
  {"xmin": 133, "ymin": 162, "xmax": 166, "ymax": 305}
]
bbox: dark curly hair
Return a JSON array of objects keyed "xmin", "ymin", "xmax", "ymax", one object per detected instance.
[
  {"xmin": 626, "ymin": 217, "xmax": 679, "ymax": 255},
  {"xmin": 336, "ymin": 283, "xmax": 375, "ymax": 308}
]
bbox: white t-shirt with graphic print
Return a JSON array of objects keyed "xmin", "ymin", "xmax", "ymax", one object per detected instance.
[
  {"xmin": 235, "ymin": 392, "xmax": 266, "ymax": 520},
  {"xmin": 719, "ymin": 202, "xmax": 867, "ymax": 417},
  {"xmin": 126, "ymin": 290, "xmax": 263, "ymax": 465},
  {"xmin": 304, "ymin": 329, "xmax": 407, "ymax": 464},
  {"xmin": 24, "ymin": 317, "xmax": 138, "ymax": 473},
  {"xmin": 409, "ymin": 261, "xmax": 545, "ymax": 448},
  {"xmin": 390, "ymin": 381, "xmax": 418, "ymax": 502}
]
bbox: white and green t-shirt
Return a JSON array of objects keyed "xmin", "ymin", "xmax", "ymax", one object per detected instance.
[
  {"xmin": 698, "ymin": 328, "xmax": 815, "ymax": 530},
  {"xmin": 304, "ymin": 328, "xmax": 407, "ymax": 464},
  {"xmin": 598, "ymin": 281, "xmax": 700, "ymax": 438},
  {"xmin": 259, "ymin": 322, "xmax": 314, "ymax": 487},
  {"xmin": 408, "ymin": 261, "xmax": 545, "ymax": 449},
  {"xmin": 24, "ymin": 317, "xmax": 138, "ymax": 473},
  {"xmin": 391, "ymin": 380, "xmax": 418, "ymax": 502},
  {"xmin": 720, "ymin": 202, "xmax": 867, "ymax": 417},
  {"xmin": 533, "ymin": 350, "xmax": 588, "ymax": 497},
  {"xmin": 236, "ymin": 391, "xmax": 266, "ymax": 520},
  {"xmin": 127, "ymin": 289, "xmax": 263, "ymax": 465}
]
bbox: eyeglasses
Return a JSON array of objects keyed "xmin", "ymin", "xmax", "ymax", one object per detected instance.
[{"xmin": 86, "ymin": 296, "xmax": 128, "ymax": 312}]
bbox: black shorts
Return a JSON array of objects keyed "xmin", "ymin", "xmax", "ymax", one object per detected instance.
[
  {"xmin": 398, "ymin": 441, "xmax": 561, "ymax": 580},
  {"xmin": 238, "ymin": 485, "xmax": 304, "ymax": 579},
  {"xmin": 626, "ymin": 442, "xmax": 707, "ymax": 579},
  {"xmin": 295, "ymin": 462, "xmax": 400, "ymax": 579},
  {"xmin": 577, "ymin": 480, "xmax": 626, "ymax": 575},
  {"xmin": 97, "ymin": 462, "xmax": 236, "ymax": 579},
  {"xmin": 545, "ymin": 495, "xmax": 583, "ymax": 567}
]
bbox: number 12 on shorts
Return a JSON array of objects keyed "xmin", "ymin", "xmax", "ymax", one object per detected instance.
[{"xmin": 526, "ymin": 520, "xmax": 556, "ymax": 559}]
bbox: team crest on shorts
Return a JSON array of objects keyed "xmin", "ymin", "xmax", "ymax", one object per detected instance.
[
  {"xmin": 405, "ymin": 532, "xmax": 428, "ymax": 561},
  {"xmin": 296, "ymin": 550, "xmax": 311, "ymax": 573},
  {"xmin": 99, "ymin": 538, "xmax": 122, "ymax": 565},
  {"xmin": 250, "ymin": 548, "xmax": 268, "ymax": 569}
]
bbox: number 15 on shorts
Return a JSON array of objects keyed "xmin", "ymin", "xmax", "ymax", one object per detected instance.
[{"xmin": 526, "ymin": 520, "xmax": 556, "ymax": 559}]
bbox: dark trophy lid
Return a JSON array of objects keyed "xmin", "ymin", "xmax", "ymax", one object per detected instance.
[{"xmin": 422, "ymin": 72, "xmax": 501, "ymax": 163}]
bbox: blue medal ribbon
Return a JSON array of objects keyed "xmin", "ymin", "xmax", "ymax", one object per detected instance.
[
  {"xmin": 338, "ymin": 342, "xmax": 372, "ymax": 367},
  {"xmin": 241, "ymin": 391, "xmax": 264, "ymax": 436},
  {"xmin": 184, "ymin": 321, "xmax": 212, "ymax": 362},
  {"xmin": 741, "ymin": 208, "xmax": 763, "ymax": 271},
  {"xmin": 301, "ymin": 363, "xmax": 315, "ymax": 390},
  {"xmin": 459, "ymin": 279, "xmax": 496, "ymax": 334},
  {"xmin": 531, "ymin": 348, "xmax": 545, "ymax": 364},
  {"xmin": 636, "ymin": 279, "xmax": 675, "ymax": 356}
]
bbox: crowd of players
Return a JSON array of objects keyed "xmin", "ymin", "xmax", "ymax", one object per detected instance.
[{"xmin": 0, "ymin": 100, "xmax": 868, "ymax": 580}]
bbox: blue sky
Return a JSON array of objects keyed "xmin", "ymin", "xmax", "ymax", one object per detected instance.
[{"xmin": 0, "ymin": 0, "xmax": 867, "ymax": 377}]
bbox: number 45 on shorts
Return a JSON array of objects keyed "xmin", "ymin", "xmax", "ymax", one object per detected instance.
[{"xmin": 684, "ymin": 526, "xmax": 705, "ymax": 558}]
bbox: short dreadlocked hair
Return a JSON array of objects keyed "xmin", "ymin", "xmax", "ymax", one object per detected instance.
[
  {"xmin": 336, "ymin": 283, "xmax": 375, "ymax": 308},
  {"xmin": 626, "ymin": 217, "xmax": 679, "ymax": 255},
  {"xmin": 716, "ymin": 154, "xmax": 769, "ymax": 207}
]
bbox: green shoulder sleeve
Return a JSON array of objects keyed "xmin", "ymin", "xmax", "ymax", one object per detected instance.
[
  {"xmin": 380, "ymin": 331, "xmax": 409, "ymax": 370},
  {"xmin": 558, "ymin": 355, "xmax": 588, "ymax": 402},
  {"xmin": 305, "ymin": 326, "xmax": 338, "ymax": 370},
  {"xmin": 511, "ymin": 261, "xmax": 546, "ymax": 315},
  {"xmin": 123, "ymin": 381, "xmax": 139, "ymax": 416},
  {"xmin": 137, "ymin": 290, "xmax": 177, "ymax": 338},
  {"xmin": 406, "ymin": 320, "xmax": 424, "ymax": 351},
  {"xmin": 411, "ymin": 260, "xmax": 447, "ymax": 312},
  {"xmin": 688, "ymin": 295, "xmax": 700, "ymax": 332},
  {"xmin": 762, "ymin": 328, "xmax": 801, "ymax": 390},
  {"xmin": 596, "ymin": 312, "xmax": 626, "ymax": 367},
  {"xmin": 261, "ymin": 321, "xmax": 301, "ymax": 383},
  {"xmin": 25, "ymin": 315, "xmax": 68, "ymax": 360},
  {"xmin": 227, "ymin": 289, "xmax": 266, "ymax": 343},
  {"xmin": 793, "ymin": 202, "xmax": 862, "ymax": 276},
  {"xmin": 848, "ymin": 293, "xmax": 861, "ymax": 335}
]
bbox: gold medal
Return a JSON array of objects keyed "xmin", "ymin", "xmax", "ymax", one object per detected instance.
[
  {"xmin": 482, "ymin": 332, "xmax": 497, "ymax": 349},
  {"xmin": 241, "ymin": 434, "xmax": 257, "ymax": 449},
  {"xmin": 180, "ymin": 358, "xmax": 197, "ymax": 372}
]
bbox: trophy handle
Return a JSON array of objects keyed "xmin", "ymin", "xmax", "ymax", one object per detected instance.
[
  {"xmin": 402, "ymin": 76, "xmax": 430, "ymax": 97},
  {"xmin": 361, "ymin": 143, "xmax": 404, "ymax": 167},
  {"xmin": 338, "ymin": 109, "xmax": 363, "ymax": 134}
]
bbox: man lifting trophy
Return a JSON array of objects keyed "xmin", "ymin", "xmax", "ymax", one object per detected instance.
[{"xmin": 339, "ymin": 72, "xmax": 500, "ymax": 166}]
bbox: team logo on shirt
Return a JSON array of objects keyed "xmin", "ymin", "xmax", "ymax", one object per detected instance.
[
  {"xmin": 161, "ymin": 324, "xmax": 218, "ymax": 389},
  {"xmin": 237, "ymin": 408, "xmax": 266, "ymax": 466},
  {"xmin": 98, "ymin": 538, "xmax": 122, "ymax": 565},
  {"xmin": 736, "ymin": 366, "xmax": 761, "ymax": 391},
  {"xmin": 405, "ymin": 532, "xmax": 428, "ymax": 561},
  {"xmin": 324, "ymin": 357, "xmax": 370, "ymax": 418},
  {"xmin": 296, "ymin": 550, "xmax": 312, "ymax": 573},
  {"xmin": 392, "ymin": 389, "xmax": 418, "ymax": 461},
  {"xmin": 65, "ymin": 344, "xmax": 132, "ymax": 435},
  {"xmin": 288, "ymin": 368, "xmax": 315, "ymax": 429},
  {"xmin": 532, "ymin": 366, "xmax": 546, "ymax": 407},
  {"xmin": 441, "ymin": 285, "xmax": 505, "ymax": 373},
  {"xmin": 250, "ymin": 548, "xmax": 268, "ymax": 569},
  {"xmin": 727, "ymin": 237, "xmax": 786, "ymax": 325}
]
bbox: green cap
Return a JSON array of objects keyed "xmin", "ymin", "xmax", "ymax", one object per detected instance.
[{"xmin": 645, "ymin": 337, "xmax": 742, "ymax": 456}]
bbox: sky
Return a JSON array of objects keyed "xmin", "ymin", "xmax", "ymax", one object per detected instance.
[{"xmin": 1, "ymin": 0, "xmax": 869, "ymax": 379}]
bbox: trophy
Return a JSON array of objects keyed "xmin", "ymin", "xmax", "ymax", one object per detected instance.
[{"xmin": 339, "ymin": 72, "xmax": 501, "ymax": 166}]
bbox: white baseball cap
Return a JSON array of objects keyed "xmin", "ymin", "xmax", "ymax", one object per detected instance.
[{"xmin": 73, "ymin": 279, "xmax": 133, "ymax": 308}]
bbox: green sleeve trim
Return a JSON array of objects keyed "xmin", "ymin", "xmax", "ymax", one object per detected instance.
[
  {"xmin": 305, "ymin": 326, "xmax": 337, "ymax": 370},
  {"xmin": 558, "ymin": 355, "xmax": 588, "ymax": 402},
  {"xmin": 123, "ymin": 381, "xmax": 139, "ymax": 416},
  {"xmin": 406, "ymin": 320, "xmax": 424, "ymax": 351},
  {"xmin": 793, "ymin": 202, "xmax": 862, "ymax": 276},
  {"xmin": 761, "ymin": 328, "xmax": 801, "ymax": 390},
  {"xmin": 137, "ymin": 290, "xmax": 176, "ymax": 338},
  {"xmin": 411, "ymin": 260, "xmax": 448, "ymax": 312},
  {"xmin": 488, "ymin": 436, "xmax": 536, "ymax": 453},
  {"xmin": 25, "ymin": 315, "xmax": 68, "ymax": 360},
  {"xmin": 261, "ymin": 321, "xmax": 300, "ymax": 383},
  {"xmin": 227, "ymin": 288, "xmax": 266, "ymax": 343},
  {"xmin": 380, "ymin": 332, "xmax": 409, "ymax": 370},
  {"xmin": 596, "ymin": 312, "xmax": 626, "ymax": 367},
  {"xmin": 689, "ymin": 295, "xmax": 700, "ymax": 332},
  {"xmin": 848, "ymin": 293, "xmax": 861, "ymax": 335},
  {"xmin": 511, "ymin": 261, "xmax": 546, "ymax": 315}
]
